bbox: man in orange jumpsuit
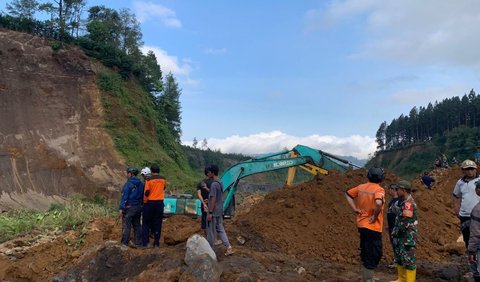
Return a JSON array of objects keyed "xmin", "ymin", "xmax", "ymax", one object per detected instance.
[
  {"xmin": 142, "ymin": 163, "xmax": 166, "ymax": 247},
  {"xmin": 345, "ymin": 167, "xmax": 385, "ymax": 282}
]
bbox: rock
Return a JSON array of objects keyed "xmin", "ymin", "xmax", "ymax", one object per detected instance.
[
  {"xmin": 437, "ymin": 265, "xmax": 459, "ymax": 280},
  {"xmin": 13, "ymin": 252, "xmax": 24, "ymax": 259},
  {"xmin": 184, "ymin": 234, "xmax": 217, "ymax": 266},
  {"xmin": 180, "ymin": 254, "xmax": 222, "ymax": 282},
  {"xmin": 236, "ymin": 235, "xmax": 246, "ymax": 245},
  {"xmin": 71, "ymin": 250, "xmax": 81, "ymax": 258},
  {"xmin": 295, "ymin": 266, "xmax": 306, "ymax": 275}
]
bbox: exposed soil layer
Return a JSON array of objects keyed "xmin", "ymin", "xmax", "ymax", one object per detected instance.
[{"xmin": 0, "ymin": 167, "xmax": 470, "ymax": 281}]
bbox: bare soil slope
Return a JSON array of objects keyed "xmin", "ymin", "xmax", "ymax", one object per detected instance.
[
  {"xmin": 0, "ymin": 166, "xmax": 469, "ymax": 281},
  {"xmin": 0, "ymin": 29, "xmax": 125, "ymax": 210}
]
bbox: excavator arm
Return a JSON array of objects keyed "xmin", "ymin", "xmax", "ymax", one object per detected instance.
[
  {"xmin": 221, "ymin": 144, "xmax": 359, "ymax": 216},
  {"xmin": 163, "ymin": 144, "xmax": 359, "ymax": 217}
]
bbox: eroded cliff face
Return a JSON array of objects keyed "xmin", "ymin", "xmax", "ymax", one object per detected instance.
[{"xmin": 0, "ymin": 29, "xmax": 125, "ymax": 210}]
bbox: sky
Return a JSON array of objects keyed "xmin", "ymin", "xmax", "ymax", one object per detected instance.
[{"xmin": 3, "ymin": 0, "xmax": 480, "ymax": 160}]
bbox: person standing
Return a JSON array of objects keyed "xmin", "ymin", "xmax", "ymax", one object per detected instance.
[
  {"xmin": 387, "ymin": 184, "xmax": 402, "ymax": 268},
  {"xmin": 140, "ymin": 167, "xmax": 151, "ymax": 182},
  {"xmin": 142, "ymin": 163, "xmax": 166, "ymax": 248},
  {"xmin": 196, "ymin": 167, "xmax": 213, "ymax": 237},
  {"xmin": 467, "ymin": 181, "xmax": 480, "ymax": 282},
  {"xmin": 345, "ymin": 167, "xmax": 385, "ymax": 282},
  {"xmin": 118, "ymin": 167, "xmax": 144, "ymax": 247},
  {"xmin": 390, "ymin": 180, "xmax": 418, "ymax": 282},
  {"xmin": 420, "ymin": 172, "xmax": 435, "ymax": 190},
  {"xmin": 206, "ymin": 164, "xmax": 234, "ymax": 256},
  {"xmin": 452, "ymin": 160, "xmax": 480, "ymax": 249}
]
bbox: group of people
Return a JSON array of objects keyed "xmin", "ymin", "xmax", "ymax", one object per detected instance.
[
  {"xmin": 118, "ymin": 164, "xmax": 166, "ymax": 248},
  {"xmin": 346, "ymin": 159, "xmax": 480, "ymax": 282},
  {"xmin": 345, "ymin": 166, "xmax": 418, "ymax": 282},
  {"xmin": 119, "ymin": 163, "xmax": 234, "ymax": 256}
]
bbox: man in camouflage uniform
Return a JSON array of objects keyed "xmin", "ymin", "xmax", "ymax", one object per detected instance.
[{"xmin": 390, "ymin": 180, "xmax": 418, "ymax": 282}]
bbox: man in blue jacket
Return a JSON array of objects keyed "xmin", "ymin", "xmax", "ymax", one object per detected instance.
[{"xmin": 119, "ymin": 167, "xmax": 144, "ymax": 247}]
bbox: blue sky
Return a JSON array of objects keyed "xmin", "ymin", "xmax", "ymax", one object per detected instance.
[{"xmin": 3, "ymin": 0, "xmax": 480, "ymax": 159}]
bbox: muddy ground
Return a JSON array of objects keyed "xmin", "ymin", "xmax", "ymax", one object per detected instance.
[{"xmin": 0, "ymin": 166, "xmax": 472, "ymax": 281}]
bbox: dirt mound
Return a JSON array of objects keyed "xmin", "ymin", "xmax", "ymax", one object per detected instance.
[{"xmin": 235, "ymin": 168, "xmax": 464, "ymax": 264}]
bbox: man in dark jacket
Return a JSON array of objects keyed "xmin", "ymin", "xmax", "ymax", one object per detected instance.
[
  {"xmin": 421, "ymin": 172, "xmax": 435, "ymax": 190},
  {"xmin": 119, "ymin": 167, "xmax": 144, "ymax": 247}
]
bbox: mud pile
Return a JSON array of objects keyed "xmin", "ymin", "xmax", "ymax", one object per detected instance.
[{"xmin": 235, "ymin": 167, "xmax": 464, "ymax": 264}]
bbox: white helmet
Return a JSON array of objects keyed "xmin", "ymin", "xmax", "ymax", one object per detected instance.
[{"xmin": 141, "ymin": 167, "xmax": 151, "ymax": 176}]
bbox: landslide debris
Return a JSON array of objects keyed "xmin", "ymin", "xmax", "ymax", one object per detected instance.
[
  {"xmin": 235, "ymin": 168, "xmax": 464, "ymax": 263},
  {"xmin": 0, "ymin": 167, "xmax": 469, "ymax": 281}
]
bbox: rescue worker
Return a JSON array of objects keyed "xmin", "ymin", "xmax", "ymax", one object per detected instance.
[
  {"xmin": 140, "ymin": 167, "xmax": 151, "ymax": 182},
  {"xmin": 387, "ymin": 184, "xmax": 402, "ymax": 268},
  {"xmin": 452, "ymin": 160, "xmax": 480, "ymax": 249},
  {"xmin": 206, "ymin": 164, "xmax": 234, "ymax": 256},
  {"xmin": 390, "ymin": 180, "xmax": 418, "ymax": 282},
  {"xmin": 345, "ymin": 167, "xmax": 385, "ymax": 282},
  {"xmin": 118, "ymin": 167, "xmax": 144, "ymax": 247},
  {"xmin": 196, "ymin": 167, "xmax": 213, "ymax": 237},
  {"xmin": 420, "ymin": 172, "xmax": 435, "ymax": 190},
  {"xmin": 142, "ymin": 163, "xmax": 166, "ymax": 247},
  {"xmin": 467, "ymin": 181, "xmax": 480, "ymax": 282}
]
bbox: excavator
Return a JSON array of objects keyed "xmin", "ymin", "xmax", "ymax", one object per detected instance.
[{"xmin": 163, "ymin": 144, "xmax": 360, "ymax": 217}]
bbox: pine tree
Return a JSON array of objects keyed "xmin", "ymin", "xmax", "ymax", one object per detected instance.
[
  {"xmin": 158, "ymin": 73, "xmax": 182, "ymax": 141},
  {"xmin": 201, "ymin": 138, "xmax": 208, "ymax": 150},
  {"xmin": 192, "ymin": 137, "xmax": 198, "ymax": 148},
  {"xmin": 6, "ymin": 0, "xmax": 39, "ymax": 19},
  {"xmin": 375, "ymin": 121, "xmax": 387, "ymax": 150}
]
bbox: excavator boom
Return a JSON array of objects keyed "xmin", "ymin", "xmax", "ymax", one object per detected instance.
[
  {"xmin": 163, "ymin": 144, "xmax": 359, "ymax": 217},
  {"xmin": 221, "ymin": 144, "xmax": 359, "ymax": 215}
]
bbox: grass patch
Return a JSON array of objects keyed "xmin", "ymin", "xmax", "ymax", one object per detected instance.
[{"xmin": 0, "ymin": 195, "xmax": 115, "ymax": 243}]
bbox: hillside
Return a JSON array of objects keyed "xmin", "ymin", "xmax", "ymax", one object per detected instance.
[
  {"xmin": 0, "ymin": 29, "xmax": 198, "ymax": 211},
  {"xmin": 369, "ymin": 131, "xmax": 479, "ymax": 180},
  {"xmin": 0, "ymin": 29, "xmax": 126, "ymax": 210}
]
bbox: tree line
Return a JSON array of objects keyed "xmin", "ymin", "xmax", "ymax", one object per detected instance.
[
  {"xmin": 1, "ymin": 0, "xmax": 182, "ymax": 141},
  {"xmin": 375, "ymin": 89, "xmax": 480, "ymax": 152}
]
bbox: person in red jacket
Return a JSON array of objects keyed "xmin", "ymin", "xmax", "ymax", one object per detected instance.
[{"xmin": 142, "ymin": 163, "xmax": 166, "ymax": 247}]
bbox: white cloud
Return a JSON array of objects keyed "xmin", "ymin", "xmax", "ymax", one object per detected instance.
[
  {"xmin": 133, "ymin": 1, "xmax": 182, "ymax": 28},
  {"xmin": 307, "ymin": 0, "xmax": 480, "ymax": 66},
  {"xmin": 183, "ymin": 131, "xmax": 376, "ymax": 160},
  {"xmin": 204, "ymin": 48, "xmax": 227, "ymax": 55},
  {"xmin": 141, "ymin": 45, "xmax": 192, "ymax": 76}
]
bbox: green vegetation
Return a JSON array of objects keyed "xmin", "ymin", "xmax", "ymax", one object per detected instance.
[
  {"xmin": 375, "ymin": 89, "xmax": 480, "ymax": 151},
  {"xmin": 97, "ymin": 71, "xmax": 199, "ymax": 190},
  {"xmin": 0, "ymin": 196, "xmax": 115, "ymax": 243},
  {"xmin": 370, "ymin": 89, "xmax": 480, "ymax": 179},
  {"xmin": 182, "ymin": 145, "xmax": 250, "ymax": 174},
  {"xmin": 369, "ymin": 126, "xmax": 480, "ymax": 179}
]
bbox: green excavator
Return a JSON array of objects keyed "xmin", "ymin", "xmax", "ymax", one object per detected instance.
[{"xmin": 164, "ymin": 144, "xmax": 360, "ymax": 217}]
